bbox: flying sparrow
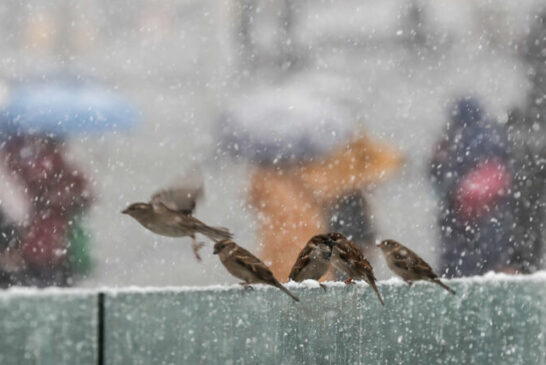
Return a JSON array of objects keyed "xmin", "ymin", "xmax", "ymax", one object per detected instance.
[
  {"xmin": 377, "ymin": 239, "xmax": 455, "ymax": 295},
  {"xmin": 213, "ymin": 239, "xmax": 299, "ymax": 302},
  {"xmin": 327, "ymin": 232, "xmax": 384, "ymax": 306},
  {"xmin": 122, "ymin": 170, "xmax": 232, "ymax": 261},
  {"xmin": 288, "ymin": 234, "xmax": 336, "ymax": 290}
]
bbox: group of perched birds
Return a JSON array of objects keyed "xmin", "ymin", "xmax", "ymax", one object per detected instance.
[{"xmin": 123, "ymin": 173, "xmax": 455, "ymax": 304}]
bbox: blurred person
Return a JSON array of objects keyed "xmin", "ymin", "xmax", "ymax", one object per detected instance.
[
  {"xmin": 225, "ymin": 1, "xmax": 405, "ymax": 281},
  {"xmin": 249, "ymin": 137, "xmax": 401, "ymax": 281},
  {"xmin": 219, "ymin": 87, "xmax": 402, "ymax": 281},
  {"xmin": 0, "ymin": 207, "xmax": 21, "ymax": 288},
  {"xmin": 429, "ymin": 97, "xmax": 518, "ymax": 277},
  {"xmin": 0, "ymin": 72, "xmax": 136, "ymax": 287},
  {"xmin": 0, "ymin": 134, "xmax": 93, "ymax": 287}
]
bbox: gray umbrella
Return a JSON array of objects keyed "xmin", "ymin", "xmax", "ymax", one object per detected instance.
[{"xmin": 218, "ymin": 85, "xmax": 356, "ymax": 165}]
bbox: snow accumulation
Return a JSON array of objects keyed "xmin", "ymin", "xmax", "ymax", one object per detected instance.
[
  {"xmin": 1, "ymin": 271, "xmax": 545, "ymax": 299},
  {"xmin": 0, "ymin": 287, "xmax": 97, "ymax": 300}
]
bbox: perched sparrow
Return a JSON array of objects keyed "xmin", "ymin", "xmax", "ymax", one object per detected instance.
[
  {"xmin": 288, "ymin": 234, "xmax": 336, "ymax": 290},
  {"xmin": 213, "ymin": 239, "xmax": 299, "ymax": 302},
  {"xmin": 377, "ymin": 239, "xmax": 455, "ymax": 295},
  {"xmin": 327, "ymin": 232, "xmax": 384, "ymax": 306},
  {"xmin": 123, "ymin": 171, "xmax": 232, "ymax": 261}
]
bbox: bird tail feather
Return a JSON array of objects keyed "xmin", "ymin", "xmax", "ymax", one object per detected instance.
[
  {"xmin": 276, "ymin": 283, "xmax": 300, "ymax": 302},
  {"xmin": 433, "ymin": 278, "xmax": 456, "ymax": 295},
  {"xmin": 368, "ymin": 277, "xmax": 385, "ymax": 306},
  {"xmin": 197, "ymin": 225, "xmax": 233, "ymax": 242}
]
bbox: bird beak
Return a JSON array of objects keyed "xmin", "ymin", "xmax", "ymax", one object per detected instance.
[
  {"xmin": 212, "ymin": 243, "xmax": 222, "ymax": 255},
  {"xmin": 121, "ymin": 208, "xmax": 129, "ymax": 214},
  {"xmin": 375, "ymin": 240, "xmax": 381, "ymax": 248}
]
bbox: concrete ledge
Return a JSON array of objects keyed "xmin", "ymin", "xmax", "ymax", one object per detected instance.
[
  {"xmin": 0, "ymin": 289, "xmax": 98, "ymax": 365},
  {"xmin": 1, "ymin": 273, "xmax": 545, "ymax": 364},
  {"xmin": 103, "ymin": 274, "xmax": 546, "ymax": 364}
]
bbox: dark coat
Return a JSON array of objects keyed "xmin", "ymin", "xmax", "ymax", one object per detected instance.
[{"xmin": 430, "ymin": 98, "xmax": 516, "ymax": 277}]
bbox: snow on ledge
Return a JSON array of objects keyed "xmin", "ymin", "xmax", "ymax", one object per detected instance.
[
  {"xmin": 0, "ymin": 287, "xmax": 97, "ymax": 300},
  {"xmin": 1, "ymin": 271, "xmax": 545, "ymax": 299}
]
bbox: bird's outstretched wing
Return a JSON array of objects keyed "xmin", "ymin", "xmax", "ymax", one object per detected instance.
[{"xmin": 151, "ymin": 168, "xmax": 204, "ymax": 214}]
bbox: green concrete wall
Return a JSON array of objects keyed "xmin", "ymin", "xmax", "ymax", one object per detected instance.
[
  {"xmin": 1, "ymin": 275, "xmax": 545, "ymax": 364},
  {"xmin": 0, "ymin": 290, "xmax": 97, "ymax": 365},
  {"xmin": 102, "ymin": 278, "xmax": 546, "ymax": 364}
]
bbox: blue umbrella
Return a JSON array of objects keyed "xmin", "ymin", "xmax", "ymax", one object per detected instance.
[{"xmin": 0, "ymin": 79, "xmax": 138, "ymax": 136}]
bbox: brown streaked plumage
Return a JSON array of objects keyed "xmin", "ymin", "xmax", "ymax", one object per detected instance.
[
  {"xmin": 213, "ymin": 240, "xmax": 299, "ymax": 302},
  {"xmin": 377, "ymin": 239, "xmax": 455, "ymax": 295},
  {"xmin": 327, "ymin": 232, "xmax": 384, "ymax": 306},
  {"xmin": 122, "ymin": 172, "xmax": 231, "ymax": 261},
  {"xmin": 289, "ymin": 234, "xmax": 336, "ymax": 290}
]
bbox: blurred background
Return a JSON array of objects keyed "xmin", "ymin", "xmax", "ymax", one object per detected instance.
[{"xmin": 0, "ymin": 0, "xmax": 544, "ymax": 287}]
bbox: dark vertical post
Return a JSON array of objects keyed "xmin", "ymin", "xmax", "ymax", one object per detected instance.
[{"xmin": 98, "ymin": 292, "xmax": 105, "ymax": 365}]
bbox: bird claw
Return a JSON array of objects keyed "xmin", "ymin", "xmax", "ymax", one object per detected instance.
[
  {"xmin": 239, "ymin": 282, "xmax": 254, "ymax": 291},
  {"xmin": 319, "ymin": 283, "xmax": 327, "ymax": 292},
  {"xmin": 344, "ymin": 277, "xmax": 354, "ymax": 285},
  {"xmin": 191, "ymin": 241, "xmax": 206, "ymax": 261}
]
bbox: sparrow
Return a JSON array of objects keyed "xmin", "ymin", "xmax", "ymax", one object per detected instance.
[
  {"xmin": 327, "ymin": 232, "xmax": 384, "ymax": 306},
  {"xmin": 213, "ymin": 239, "xmax": 299, "ymax": 302},
  {"xmin": 377, "ymin": 239, "xmax": 455, "ymax": 295},
  {"xmin": 288, "ymin": 234, "xmax": 336, "ymax": 290},
  {"xmin": 122, "ymin": 170, "xmax": 232, "ymax": 261}
]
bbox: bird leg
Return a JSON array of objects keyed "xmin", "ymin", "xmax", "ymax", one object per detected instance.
[
  {"xmin": 191, "ymin": 236, "xmax": 205, "ymax": 262},
  {"xmin": 404, "ymin": 279, "xmax": 413, "ymax": 287},
  {"xmin": 319, "ymin": 283, "xmax": 327, "ymax": 292},
  {"xmin": 344, "ymin": 277, "xmax": 354, "ymax": 285}
]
